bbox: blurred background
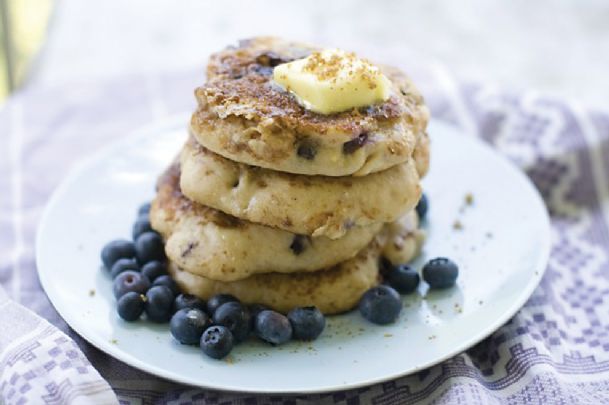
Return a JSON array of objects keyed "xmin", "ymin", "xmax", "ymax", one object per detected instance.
[{"xmin": 1, "ymin": 0, "xmax": 607, "ymax": 107}]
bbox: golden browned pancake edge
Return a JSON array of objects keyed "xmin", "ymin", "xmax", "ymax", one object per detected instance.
[{"xmin": 190, "ymin": 37, "xmax": 429, "ymax": 176}]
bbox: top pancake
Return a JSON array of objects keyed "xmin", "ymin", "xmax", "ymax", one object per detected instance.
[{"xmin": 191, "ymin": 37, "xmax": 429, "ymax": 176}]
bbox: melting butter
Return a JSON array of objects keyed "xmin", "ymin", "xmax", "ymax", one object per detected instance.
[{"xmin": 273, "ymin": 49, "xmax": 391, "ymax": 115}]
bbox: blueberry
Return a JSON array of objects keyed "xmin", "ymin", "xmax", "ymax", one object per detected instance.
[
  {"xmin": 342, "ymin": 133, "xmax": 368, "ymax": 154},
  {"xmin": 132, "ymin": 217, "xmax": 153, "ymax": 240},
  {"xmin": 113, "ymin": 271, "xmax": 151, "ymax": 299},
  {"xmin": 416, "ymin": 193, "xmax": 429, "ymax": 221},
  {"xmin": 170, "ymin": 308, "xmax": 210, "ymax": 345},
  {"xmin": 212, "ymin": 302, "xmax": 251, "ymax": 342},
  {"xmin": 255, "ymin": 310, "xmax": 293, "ymax": 345},
  {"xmin": 287, "ymin": 307, "xmax": 325, "ymax": 341},
  {"xmin": 359, "ymin": 285, "xmax": 402, "ymax": 325},
  {"xmin": 174, "ymin": 293, "xmax": 206, "ymax": 313},
  {"xmin": 141, "ymin": 261, "xmax": 167, "ymax": 282},
  {"xmin": 255, "ymin": 51, "xmax": 289, "ymax": 67},
  {"xmin": 145, "ymin": 285, "xmax": 175, "ymax": 322},
  {"xmin": 101, "ymin": 239, "xmax": 135, "ymax": 269},
  {"xmin": 422, "ymin": 257, "xmax": 459, "ymax": 289},
  {"xmin": 248, "ymin": 304, "xmax": 269, "ymax": 320},
  {"xmin": 152, "ymin": 275, "xmax": 180, "ymax": 295},
  {"xmin": 138, "ymin": 202, "xmax": 151, "ymax": 216},
  {"xmin": 386, "ymin": 264, "xmax": 420, "ymax": 294},
  {"xmin": 110, "ymin": 258, "xmax": 139, "ymax": 279},
  {"xmin": 289, "ymin": 235, "xmax": 306, "ymax": 255},
  {"xmin": 248, "ymin": 304, "xmax": 269, "ymax": 330},
  {"xmin": 200, "ymin": 325, "xmax": 234, "ymax": 359},
  {"xmin": 134, "ymin": 232, "xmax": 165, "ymax": 265},
  {"xmin": 296, "ymin": 140, "xmax": 317, "ymax": 160},
  {"xmin": 117, "ymin": 292, "xmax": 146, "ymax": 321},
  {"xmin": 206, "ymin": 294, "xmax": 238, "ymax": 316}
]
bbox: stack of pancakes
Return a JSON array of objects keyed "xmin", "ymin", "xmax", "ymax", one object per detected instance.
[{"xmin": 150, "ymin": 37, "xmax": 430, "ymax": 314}]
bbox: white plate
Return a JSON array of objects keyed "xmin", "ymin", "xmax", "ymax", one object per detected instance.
[{"xmin": 36, "ymin": 116, "xmax": 551, "ymax": 394}]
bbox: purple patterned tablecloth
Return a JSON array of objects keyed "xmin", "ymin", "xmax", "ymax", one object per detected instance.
[{"xmin": 1, "ymin": 65, "xmax": 609, "ymax": 404}]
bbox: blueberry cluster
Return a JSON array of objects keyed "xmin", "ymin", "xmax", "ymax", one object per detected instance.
[
  {"xmin": 358, "ymin": 256, "xmax": 459, "ymax": 325},
  {"xmin": 100, "ymin": 202, "xmax": 326, "ymax": 360},
  {"xmin": 358, "ymin": 194, "xmax": 459, "ymax": 325},
  {"xmin": 100, "ymin": 202, "xmax": 176, "ymax": 322}
]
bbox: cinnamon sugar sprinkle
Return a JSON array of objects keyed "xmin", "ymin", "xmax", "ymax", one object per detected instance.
[{"xmin": 302, "ymin": 51, "xmax": 381, "ymax": 90}]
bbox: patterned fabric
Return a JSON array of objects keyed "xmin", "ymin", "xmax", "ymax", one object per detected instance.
[
  {"xmin": 0, "ymin": 65, "xmax": 608, "ymax": 404},
  {"xmin": 0, "ymin": 287, "xmax": 117, "ymax": 404}
]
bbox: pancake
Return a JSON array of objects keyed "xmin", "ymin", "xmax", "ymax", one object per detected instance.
[
  {"xmin": 382, "ymin": 212, "xmax": 425, "ymax": 266},
  {"xmin": 414, "ymin": 131, "xmax": 430, "ymax": 178},
  {"xmin": 150, "ymin": 163, "xmax": 384, "ymax": 282},
  {"xmin": 168, "ymin": 222, "xmax": 423, "ymax": 315},
  {"xmin": 179, "ymin": 136, "xmax": 424, "ymax": 239},
  {"xmin": 191, "ymin": 37, "xmax": 429, "ymax": 177}
]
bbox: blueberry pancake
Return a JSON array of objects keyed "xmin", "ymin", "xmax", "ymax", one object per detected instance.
[
  {"xmin": 179, "ymin": 135, "xmax": 424, "ymax": 239},
  {"xmin": 190, "ymin": 37, "xmax": 429, "ymax": 177},
  {"xmin": 168, "ymin": 222, "xmax": 423, "ymax": 315},
  {"xmin": 150, "ymin": 163, "xmax": 385, "ymax": 282}
]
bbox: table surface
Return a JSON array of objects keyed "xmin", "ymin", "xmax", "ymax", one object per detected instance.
[{"xmin": 31, "ymin": 0, "xmax": 609, "ymax": 109}]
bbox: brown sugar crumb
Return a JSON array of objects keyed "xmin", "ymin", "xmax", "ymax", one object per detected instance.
[
  {"xmin": 384, "ymin": 333, "xmax": 393, "ymax": 338},
  {"xmin": 428, "ymin": 335, "xmax": 437, "ymax": 340},
  {"xmin": 453, "ymin": 220, "xmax": 463, "ymax": 230},
  {"xmin": 458, "ymin": 192, "xmax": 475, "ymax": 214},
  {"xmin": 88, "ymin": 289, "xmax": 96, "ymax": 297},
  {"xmin": 110, "ymin": 339, "xmax": 118, "ymax": 344},
  {"xmin": 301, "ymin": 50, "xmax": 382, "ymax": 90},
  {"xmin": 303, "ymin": 51, "xmax": 345, "ymax": 80},
  {"xmin": 224, "ymin": 355, "xmax": 235, "ymax": 364}
]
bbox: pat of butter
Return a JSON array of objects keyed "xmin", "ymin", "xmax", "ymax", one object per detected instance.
[{"xmin": 272, "ymin": 49, "xmax": 392, "ymax": 115}]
